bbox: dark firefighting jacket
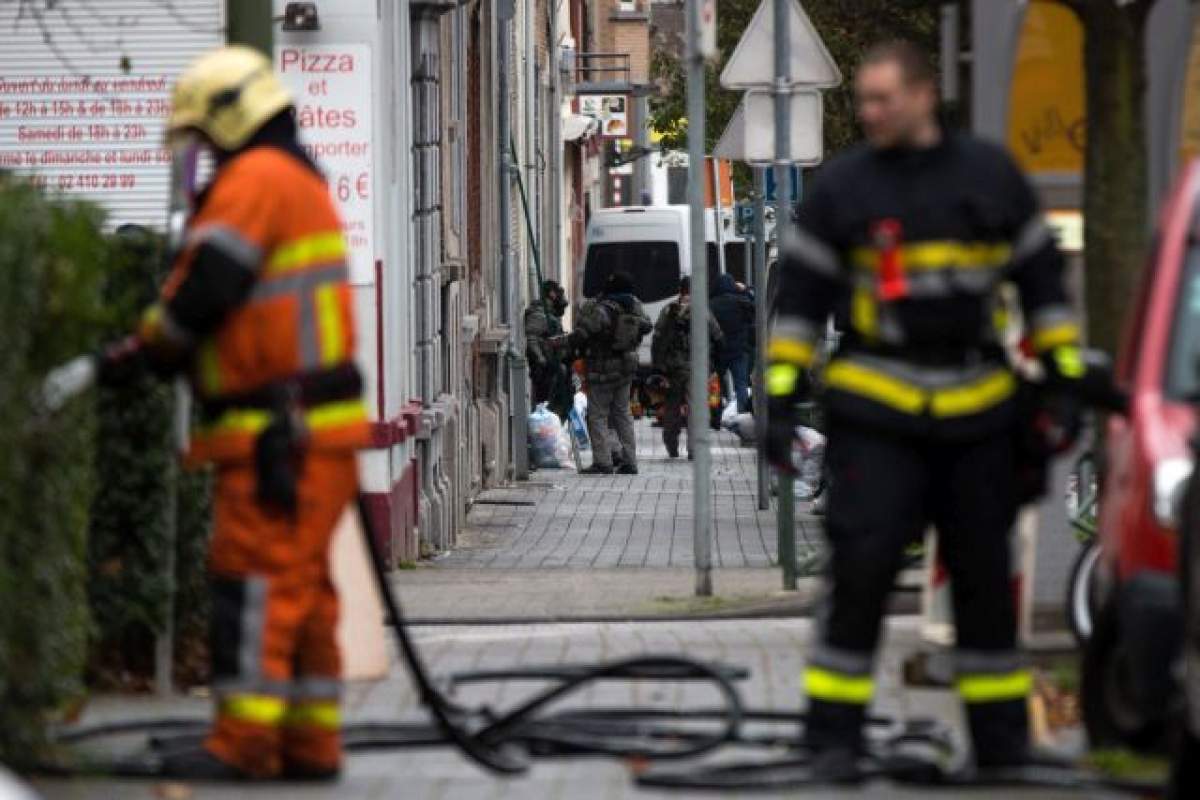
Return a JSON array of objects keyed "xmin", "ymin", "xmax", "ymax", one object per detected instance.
[{"xmin": 767, "ymin": 132, "xmax": 1079, "ymax": 440}]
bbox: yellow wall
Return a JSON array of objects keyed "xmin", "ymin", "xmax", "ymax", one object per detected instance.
[
  {"xmin": 1179, "ymin": 14, "xmax": 1200, "ymax": 165},
  {"xmin": 1007, "ymin": 0, "xmax": 1086, "ymax": 175}
]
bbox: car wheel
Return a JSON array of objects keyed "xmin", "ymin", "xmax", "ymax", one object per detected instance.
[
  {"xmin": 1067, "ymin": 540, "xmax": 1103, "ymax": 645},
  {"xmin": 1082, "ymin": 593, "xmax": 1167, "ymax": 751}
]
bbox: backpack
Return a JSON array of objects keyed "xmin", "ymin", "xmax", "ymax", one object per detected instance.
[
  {"xmin": 652, "ymin": 303, "xmax": 688, "ymax": 366},
  {"xmin": 602, "ymin": 298, "xmax": 645, "ymax": 353}
]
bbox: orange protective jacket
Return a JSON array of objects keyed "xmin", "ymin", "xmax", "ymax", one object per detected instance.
[{"xmin": 140, "ymin": 146, "xmax": 369, "ymax": 464}]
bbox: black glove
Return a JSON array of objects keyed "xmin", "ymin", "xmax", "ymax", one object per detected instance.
[
  {"xmin": 96, "ymin": 335, "xmax": 147, "ymax": 386},
  {"xmin": 762, "ymin": 394, "xmax": 799, "ymax": 476},
  {"xmin": 1041, "ymin": 346, "xmax": 1128, "ymax": 414},
  {"xmin": 1031, "ymin": 392, "xmax": 1083, "ymax": 455}
]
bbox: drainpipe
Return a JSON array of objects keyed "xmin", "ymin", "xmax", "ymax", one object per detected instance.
[
  {"xmin": 499, "ymin": 0, "xmax": 530, "ymax": 480},
  {"xmin": 524, "ymin": 0, "xmax": 537, "ymax": 297},
  {"xmin": 549, "ymin": 0, "xmax": 564, "ymax": 282}
]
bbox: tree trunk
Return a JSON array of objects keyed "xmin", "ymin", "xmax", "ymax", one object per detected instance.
[{"xmin": 1075, "ymin": 1, "xmax": 1153, "ymax": 356}]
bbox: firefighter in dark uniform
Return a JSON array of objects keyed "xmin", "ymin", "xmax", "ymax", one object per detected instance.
[{"xmin": 762, "ymin": 42, "xmax": 1085, "ymax": 779}]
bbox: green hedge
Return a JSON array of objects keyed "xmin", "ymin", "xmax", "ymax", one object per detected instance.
[
  {"xmin": 0, "ymin": 177, "xmax": 108, "ymax": 763},
  {"xmin": 87, "ymin": 227, "xmax": 213, "ymax": 690},
  {"xmin": 0, "ymin": 178, "xmax": 215, "ymax": 762}
]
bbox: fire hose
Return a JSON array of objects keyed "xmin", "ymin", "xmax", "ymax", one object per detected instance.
[{"xmin": 28, "ymin": 355, "xmax": 1162, "ymax": 795}]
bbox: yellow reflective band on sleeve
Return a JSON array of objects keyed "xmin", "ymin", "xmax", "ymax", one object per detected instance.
[
  {"xmin": 930, "ymin": 370, "xmax": 1017, "ymax": 418},
  {"xmin": 283, "ymin": 701, "xmax": 341, "ymax": 730},
  {"xmin": 804, "ymin": 667, "xmax": 874, "ymax": 705},
  {"xmin": 956, "ymin": 670, "xmax": 1033, "ymax": 703},
  {"xmin": 1053, "ymin": 345, "xmax": 1086, "ymax": 379},
  {"xmin": 1033, "ymin": 323, "xmax": 1082, "ymax": 354},
  {"xmin": 221, "ymin": 694, "xmax": 288, "ymax": 726},
  {"xmin": 139, "ymin": 304, "xmax": 164, "ymax": 341},
  {"xmin": 850, "ymin": 241, "xmax": 1012, "ymax": 272},
  {"xmin": 202, "ymin": 408, "xmax": 273, "ymax": 435},
  {"xmin": 198, "ymin": 340, "xmax": 223, "ymax": 395},
  {"xmin": 766, "ymin": 338, "xmax": 816, "ymax": 367},
  {"xmin": 315, "ymin": 284, "xmax": 346, "ymax": 365},
  {"xmin": 824, "ymin": 361, "xmax": 925, "ymax": 415},
  {"xmin": 267, "ymin": 232, "xmax": 347, "ymax": 275},
  {"xmin": 851, "ymin": 285, "xmax": 878, "ymax": 339},
  {"xmin": 305, "ymin": 398, "xmax": 368, "ymax": 429},
  {"xmin": 766, "ymin": 363, "xmax": 800, "ymax": 397},
  {"xmin": 992, "ymin": 305, "xmax": 1010, "ymax": 338}
]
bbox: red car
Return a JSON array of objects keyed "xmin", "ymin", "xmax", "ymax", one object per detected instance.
[{"xmin": 1084, "ymin": 162, "xmax": 1200, "ymax": 749}]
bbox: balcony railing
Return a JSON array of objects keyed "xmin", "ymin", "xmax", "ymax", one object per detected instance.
[{"xmin": 573, "ymin": 52, "xmax": 631, "ymax": 88}]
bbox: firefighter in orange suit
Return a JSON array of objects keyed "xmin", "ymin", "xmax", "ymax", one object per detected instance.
[{"xmin": 99, "ymin": 46, "xmax": 370, "ymax": 781}]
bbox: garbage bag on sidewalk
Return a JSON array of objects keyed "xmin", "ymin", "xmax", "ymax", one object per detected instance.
[
  {"xmin": 792, "ymin": 425, "xmax": 826, "ymax": 498},
  {"xmin": 722, "ymin": 406, "xmax": 757, "ymax": 445},
  {"xmin": 569, "ymin": 392, "xmax": 590, "ymax": 451},
  {"xmin": 720, "ymin": 401, "xmax": 739, "ymax": 430},
  {"xmin": 529, "ymin": 403, "xmax": 569, "ymax": 469}
]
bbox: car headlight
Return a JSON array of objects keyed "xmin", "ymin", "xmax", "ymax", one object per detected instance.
[{"xmin": 1153, "ymin": 457, "xmax": 1194, "ymax": 528}]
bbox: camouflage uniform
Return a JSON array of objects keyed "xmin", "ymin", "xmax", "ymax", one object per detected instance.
[
  {"xmin": 571, "ymin": 293, "xmax": 652, "ymax": 470},
  {"xmin": 651, "ymin": 299, "xmax": 724, "ymax": 457},
  {"xmin": 524, "ymin": 301, "xmax": 568, "ymax": 414}
]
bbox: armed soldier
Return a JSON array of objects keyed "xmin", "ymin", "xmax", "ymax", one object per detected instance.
[
  {"xmin": 569, "ymin": 271, "xmax": 652, "ymax": 474},
  {"xmin": 651, "ymin": 276, "xmax": 723, "ymax": 459},
  {"xmin": 524, "ymin": 279, "xmax": 572, "ymax": 419}
]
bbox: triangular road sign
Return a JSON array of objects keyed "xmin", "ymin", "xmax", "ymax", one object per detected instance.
[{"xmin": 720, "ymin": 0, "xmax": 842, "ymax": 90}]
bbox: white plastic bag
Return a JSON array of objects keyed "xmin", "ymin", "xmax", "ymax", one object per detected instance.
[
  {"xmin": 792, "ymin": 425, "xmax": 826, "ymax": 497},
  {"xmin": 729, "ymin": 412, "xmax": 757, "ymax": 445},
  {"xmin": 529, "ymin": 403, "xmax": 566, "ymax": 469},
  {"xmin": 720, "ymin": 401, "xmax": 739, "ymax": 430},
  {"xmin": 570, "ymin": 392, "xmax": 591, "ymax": 451},
  {"xmin": 555, "ymin": 423, "xmax": 575, "ymax": 469}
]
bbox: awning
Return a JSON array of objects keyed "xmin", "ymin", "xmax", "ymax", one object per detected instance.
[{"xmin": 562, "ymin": 114, "xmax": 599, "ymax": 142}]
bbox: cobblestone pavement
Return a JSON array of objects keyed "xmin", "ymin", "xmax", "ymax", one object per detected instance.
[
  {"xmin": 442, "ymin": 419, "xmax": 825, "ymax": 569},
  {"xmin": 33, "ymin": 618, "xmax": 1100, "ymax": 800}
]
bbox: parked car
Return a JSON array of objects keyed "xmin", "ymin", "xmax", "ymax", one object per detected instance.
[{"xmin": 1084, "ymin": 160, "xmax": 1200, "ymax": 751}]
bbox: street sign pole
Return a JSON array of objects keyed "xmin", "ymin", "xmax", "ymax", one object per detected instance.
[
  {"xmin": 688, "ymin": 0, "xmax": 713, "ymax": 598},
  {"xmin": 754, "ymin": 168, "xmax": 769, "ymax": 512},
  {"xmin": 773, "ymin": 0, "xmax": 797, "ymax": 592}
]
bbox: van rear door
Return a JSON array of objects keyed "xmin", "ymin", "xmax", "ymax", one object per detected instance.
[{"xmin": 583, "ymin": 240, "xmax": 682, "ymax": 304}]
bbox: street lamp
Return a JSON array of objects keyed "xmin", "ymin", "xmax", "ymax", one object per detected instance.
[{"xmin": 281, "ymin": 2, "xmax": 321, "ymax": 32}]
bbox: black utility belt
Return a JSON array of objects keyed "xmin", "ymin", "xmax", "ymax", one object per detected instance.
[{"xmin": 200, "ymin": 364, "xmax": 363, "ymax": 421}]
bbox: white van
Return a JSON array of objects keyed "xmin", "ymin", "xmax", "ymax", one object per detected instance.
[
  {"xmin": 581, "ymin": 205, "xmax": 691, "ymax": 367},
  {"xmin": 580, "ymin": 205, "xmax": 751, "ymax": 367}
]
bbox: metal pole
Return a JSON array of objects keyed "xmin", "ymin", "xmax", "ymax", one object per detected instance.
[
  {"xmin": 687, "ymin": 0, "xmax": 712, "ymax": 597},
  {"xmin": 499, "ymin": 0, "xmax": 530, "ymax": 481},
  {"xmin": 753, "ymin": 167, "xmax": 769, "ymax": 512},
  {"xmin": 549, "ymin": 1, "xmax": 563, "ymax": 280},
  {"xmin": 773, "ymin": 0, "xmax": 796, "ymax": 591},
  {"xmin": 225, "ymin": 0, "xmax": 273, "ymax": 53}
]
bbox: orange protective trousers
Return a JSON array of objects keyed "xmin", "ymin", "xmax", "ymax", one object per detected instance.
[{"xmin": 203, "ymin": 450, "xmax": 358, "ymax": 778}]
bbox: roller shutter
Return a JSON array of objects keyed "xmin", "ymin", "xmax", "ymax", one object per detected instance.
[{"xmin": 0, "ymin": 1, "xmax": 224, "ymax": 228}]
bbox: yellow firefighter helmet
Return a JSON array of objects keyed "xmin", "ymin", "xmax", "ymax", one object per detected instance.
[{"xmin": 167, "ymin": 45, "xmax": 293, "ymax": 151}]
